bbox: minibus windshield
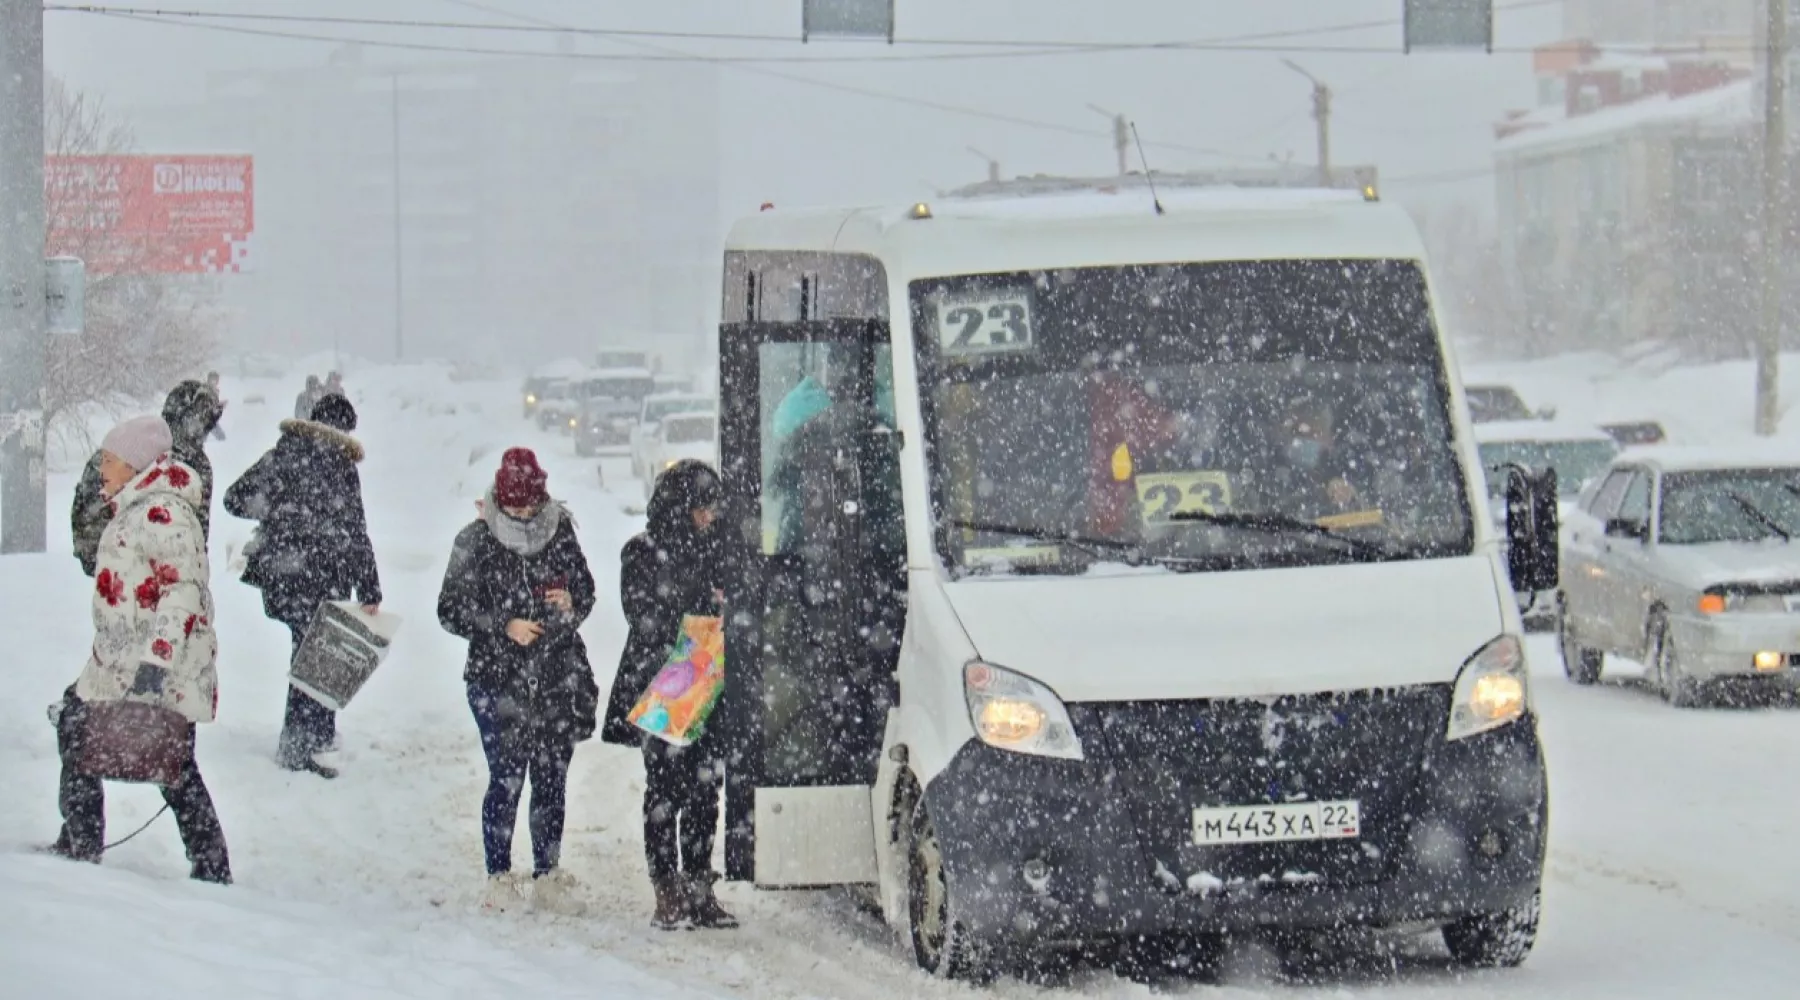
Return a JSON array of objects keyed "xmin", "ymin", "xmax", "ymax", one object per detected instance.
[{"xmin": 911, "ymin": 259, "xmax": 1473, "ymax": 576}]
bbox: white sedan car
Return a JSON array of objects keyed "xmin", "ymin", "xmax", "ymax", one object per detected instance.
[
  {"xmin": 640, "ymin": 411, "xmax": 718, "ymax": 501},
  {"xmin": 629, "ymin": 392, "xmax": 713, "ymax": 478},
  {"xmin": 1558, "ymin": 449, "xmax": 1800, "ymax": 706}
]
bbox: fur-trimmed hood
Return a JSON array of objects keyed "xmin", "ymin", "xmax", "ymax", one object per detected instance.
[{"xmin": 278, "ymin": 418, "xmax": 364, "ymax": 462}]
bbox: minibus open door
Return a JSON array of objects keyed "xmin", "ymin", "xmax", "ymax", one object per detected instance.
[{"xmin": 717, "ymin": 318, "xmax": 904, "ymax": 888}]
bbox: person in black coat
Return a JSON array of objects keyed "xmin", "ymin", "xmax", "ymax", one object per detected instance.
[
  {"xmin": 223, "ymin": 393, "xmax": 381, "ymax": 778},
  {"xmin": 71, "ymin": 379, "xmax": 223, "ymax": 576},
  {"xmin": 603, "ymin": 458, "xmax": 734, "ymax": 930},
  {"xmin": 438, "ymin": 448, "xmax": 598, "ymax": 916}
]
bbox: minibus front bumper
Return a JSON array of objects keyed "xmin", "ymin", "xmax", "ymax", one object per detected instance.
[{"xmin": 920, "ymin": 697, "xmax": 1546, "ymax": 951}]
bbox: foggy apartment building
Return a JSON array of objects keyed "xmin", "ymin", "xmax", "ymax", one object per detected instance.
[
  {"xmin": 126, "ymin": 46, "xmax": 720, "ymax": 370},
  {"xmin": 1563, "ymin": 0, "xmax": 1756, "ymax": 46},
  {"xmin": 1492, "ymin": 41, "xmax": 1770, "ymax": 357}
]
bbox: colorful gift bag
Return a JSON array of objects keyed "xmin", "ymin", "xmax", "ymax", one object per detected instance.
[{"xmin": 629, "ymin": 614, "xmax": 725, "ymax": 747}]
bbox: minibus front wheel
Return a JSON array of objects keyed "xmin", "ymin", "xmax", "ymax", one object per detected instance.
[
  {"xmin": 1442, "ymin": 889, "xmax": 1541, "ymax": 968},
  {"xmin": 907, "ymin": 800, "xmax": 996, "ymax": 983}
]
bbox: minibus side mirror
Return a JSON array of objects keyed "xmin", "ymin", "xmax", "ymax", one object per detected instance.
[{"xmin": 1504, "ymin": 463, "xmax": 1559, "ymax": 592}]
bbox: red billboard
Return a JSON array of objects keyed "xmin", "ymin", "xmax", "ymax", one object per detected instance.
[{"xmin": 45, "ymin": 155, "xmax": 254, "ymax": 275}]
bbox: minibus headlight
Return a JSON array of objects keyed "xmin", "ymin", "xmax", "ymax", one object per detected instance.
[
  {"xmin": 963, "ymin": 661, "xmax": 1083, "ymax": 760},
  {"xmin": 1447, "ymin": 634, "xmax": 1530, "ymax": 741}
]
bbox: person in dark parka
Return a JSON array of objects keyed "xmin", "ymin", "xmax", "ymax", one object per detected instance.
[
  {"xmin": 604, "ymin": 458, "xmax": 734, "ymax": 930},
  {"xmin": 437, "ymin": 448, "xmax": 598, "ymax": 916},
  {"xmin": 223, "ymin": 392, "xmax": 381, "ymax": 778},
  {"xmin": 72, "ymin": 379, "xmax": 223, "ymax": 576}
]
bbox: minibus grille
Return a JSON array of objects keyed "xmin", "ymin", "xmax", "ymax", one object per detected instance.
[{"xmin": 1079, "ymin": 684, "xmax": 1451, "ymax": 891}]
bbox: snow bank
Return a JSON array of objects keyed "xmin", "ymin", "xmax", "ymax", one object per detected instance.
[{"xmin": 1466, "ymin": 350, "xmax": 1800, "ymax": 447}]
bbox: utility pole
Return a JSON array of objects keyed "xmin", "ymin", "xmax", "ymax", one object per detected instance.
[
  {"xmin": 391, "ymin": 74, "xmax": 404, "ymax": 362},
  {"xmin": 967, "ymin": 146, "xmax": 1001, "ymax": 183},
  {"xmin": 0, "ymin": 0, "xmax": 48, "ymax": 554},
  {"xmin": 1756, "ymin": 0, "xmax": 1788, "ymax": 436},
  {"xmin": 1282, "ymin": 60, "xmax": 1333, "ymax": 187},
  {"xmin": 1087, "ymin": 105, "xmax": 1129, "ymax": 176}
]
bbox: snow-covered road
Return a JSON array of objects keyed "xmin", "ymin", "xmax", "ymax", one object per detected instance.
[{"xmin": 3, "ymin": 363, "xmax": 1798, "ymax": 999}]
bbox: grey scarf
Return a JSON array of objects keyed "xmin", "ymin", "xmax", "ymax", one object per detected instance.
[{"xmin": 482, "ymin": 489, "xmax": 565, "ymax": 556}]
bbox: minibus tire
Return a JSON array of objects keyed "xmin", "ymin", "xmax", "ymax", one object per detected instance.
[
  {"xmin": 907, "ymin": 801, "xmax": 995, "ymax": 983},
  {"xmin": 1442, "ymin": 889, "xmax": 1540, "ymax": 968}
]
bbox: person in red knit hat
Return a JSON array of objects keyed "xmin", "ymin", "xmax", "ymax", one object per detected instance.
[{"xmin": 437, "ymin": 447, "xmax": 599, "ymax": 915}]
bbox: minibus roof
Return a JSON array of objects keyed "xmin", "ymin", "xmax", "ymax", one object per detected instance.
[{"xmin": 726, "ymin": 186, "xmax": 1428, "ymax": 280}]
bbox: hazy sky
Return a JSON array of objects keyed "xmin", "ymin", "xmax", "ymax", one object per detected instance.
[{"xmin": 44, "ymin": 0, "xmax": 1563, "ymax": 219}]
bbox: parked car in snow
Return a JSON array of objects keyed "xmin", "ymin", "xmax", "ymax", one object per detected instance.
[
  {"xmin": 639, "ymin": 411, "xmax": 717, "ymax": 500},
  {"xmin": 1558, "ymin": 449, "xmax": 1800, "ymax": 706},
  {"xmin": 1476, "ymin": 421, "xmax": 1621, "ymax": 629},
  {"xmin": 629, "ymin": 392, "xmax": 714, "ymax": 478},
  {"xmin": 1598, "ymin": 420, "xmax": 1667, "ymax": 447},
  {"xmin": 1466, "ymin": 384, "xmax": 1552, "ymax": 423}
]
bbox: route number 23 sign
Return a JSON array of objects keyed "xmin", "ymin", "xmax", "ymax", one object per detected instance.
[{"xmin": 935, "ymin": 289, "xmax": 1034, "ymax": 355}]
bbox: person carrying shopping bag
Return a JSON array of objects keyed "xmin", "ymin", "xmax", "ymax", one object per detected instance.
[
  {"xmin": 603, "ymin": 459, "xmax": 736, "ymax": 930},
  {"xmin": 45, "ymin": 415, "xmax": 231, "ymax": 884},
  {"xmin": 437, "ymin": 448, "xmax": 599, "ymax": 915},
  {"xmin": 224, "ymin": 393, "xmax": 381, "ymax": 778}
]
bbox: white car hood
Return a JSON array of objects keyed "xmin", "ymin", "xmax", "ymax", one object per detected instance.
[
  {"xmin": 942, "ymin": 556, "xmax": 1505, "ymax": 703},
  {"xmin": 1654, "ymin": 543, "xmax": 1800, "ymax": 590},
  {"xmin": 664, "ymin": 441, "xmax": 717, "ymax": 463}
]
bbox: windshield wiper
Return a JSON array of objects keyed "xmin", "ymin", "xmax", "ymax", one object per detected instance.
[
  {"xmin": 1164, "ymin": 509, "xmax": 1388, "ymax": 557},
  {"xmin": 1727, "ymin": 492, "xmax": 1791, "ymax": 541},
  {"xmin": 943, "ymin": 518, "xmax": 1140, "ymax": 564}
]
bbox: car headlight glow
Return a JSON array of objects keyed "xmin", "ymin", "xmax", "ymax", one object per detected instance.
[
  {"xmin": 1447, "ymin": 634, "xmax": 1530, "ymax": 741},
  {"xmin": 525, "ymin": 393, "xmax": 537, "ymax": 404},
  {"xmin": 963, "ymin": 661, "xmax": 1083, "ymax": 760}
]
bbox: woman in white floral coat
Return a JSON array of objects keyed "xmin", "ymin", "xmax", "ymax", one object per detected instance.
[{"xmin": 47, "ymin": 415, "xmax": 231, "ymax": 884}]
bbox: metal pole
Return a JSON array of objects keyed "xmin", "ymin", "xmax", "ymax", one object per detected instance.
[
  {"xmin": 1282, "ymin": 60, "xmax": 1334, "ymax": 188},
  {"xmin": 391, "ymin": 74, "xmax": 404, "ymax": 362},
  {"xmin": 1756, "ymin": 0, "xmax": 1787, "ymax": 436},
  {"xmin": 1314, "ymin": 82, "xmax": 1333, "ymax": 188},
  {"xmin": 1087, "ymin": 105, "xmax": 1129, "ymax": 176},
  {"xmin": 0, "ymin": 0, "xmax": 48, "ymax": 554}
]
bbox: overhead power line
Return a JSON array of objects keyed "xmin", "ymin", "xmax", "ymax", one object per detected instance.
[
  {"xmin": 49, "ymin": 1, "xmax": 1569, "ymax": 62},
  {"xmin": 48, "ymin": 0, "xmax": 1557, "ymax": 173}
]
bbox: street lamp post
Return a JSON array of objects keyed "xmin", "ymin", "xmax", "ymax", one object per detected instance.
[
  {"xmin": 967, "ymin": 146, "xmax": 1001, "ymax": 183},
  {"xmin": 1281, "ymin": 60, "xmax": 1333, "ymax": 188},
  {"xmin": 1086, "ymin": 104, "xmax": 1130, "ymax": 176}
]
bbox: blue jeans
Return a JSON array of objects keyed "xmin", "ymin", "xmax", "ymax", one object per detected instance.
[{"xmin": 468, "ymin": 685, "xmax": 575, "ymax": 877}]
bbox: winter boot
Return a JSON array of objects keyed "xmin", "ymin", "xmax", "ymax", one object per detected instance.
[
  {"xmin": 190, "ymin": 862, "xmax": 233, "ymax": 886},
  {"xmin": 531, "ymin": 869, "xmax": 588, "ymax": 917},
  {"xmin": 686, "ymin": 871, "xmax": 737, "ymax": 929},
  {"xmin": 480, "ymin": 873, "xmax": 527, "ymax": 914},
  {"xmin": 40, "ymin": 829, "xmax": 100, "ymax": 865},
  {"xmin": 278, "ymin": 754, "xmax": 339, "ymax": 780},
  {"xmin": 651, "ymin": 876, "xmax": 687, "ymax": 930}
]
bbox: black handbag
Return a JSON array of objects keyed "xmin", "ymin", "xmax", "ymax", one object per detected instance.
[{"xmin": 72, "ymin": 700, "xmax": 192, "ymax": 786}]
